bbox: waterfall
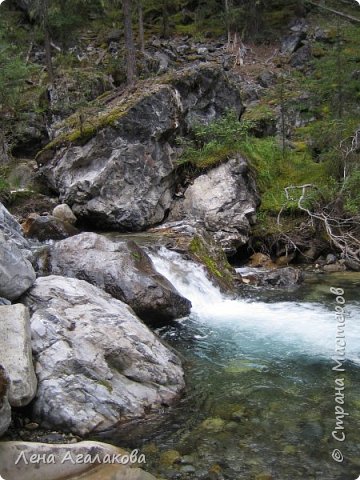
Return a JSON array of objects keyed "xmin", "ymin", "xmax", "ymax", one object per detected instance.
[{"xmin": 150, "ymin": 247, "xmax": 360, "ymax": 365}]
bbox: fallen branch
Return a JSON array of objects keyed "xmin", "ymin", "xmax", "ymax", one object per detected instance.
[
  {"xmin": 265, "ymin": 48, "xmax": 278, "ymax": 64},
  {"xmin": 280, "ymin": 184, "xmax": 360, "ymax": 264},
  {"xmin": 305, "ymin": 0, "xmax": 360, "ymax": 24},
  {"xmin": 25, "ymin": 41, "xmax": 33, "ymax": 64}
]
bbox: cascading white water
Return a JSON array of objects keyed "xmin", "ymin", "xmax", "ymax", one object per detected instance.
[{"xmin": 150, "ymin": 247, "xmax": 360, "ymax": 364}]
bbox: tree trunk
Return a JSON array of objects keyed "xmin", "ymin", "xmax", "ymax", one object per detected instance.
[
  {"xmin": 162, "ymin": 1, "xmax": 170, "ymax": 39},
  {"xmin": 44, "ymin": 27, "xmax": 54, "ymax": 85},
  {"xmin": 225, "ymin": 0, "xmax": 231, "ymax": 49},
  {"xmin": 43, "ymin": 0, "xmax": 54, "ymax": 84},
  {"xmin": 138, "ymin": 0, "xmax": 145, "ymax": 53},
  {"xmin": 306, "ymin": 0, "xmax": 360, "ymax": 24},
  {"xmin": 0, "ymin": 129, "xmax": 10, "ymax": 165},
  {"xmin": 122, "ymin": 0, "xmax": 137, "ymax": 85}
]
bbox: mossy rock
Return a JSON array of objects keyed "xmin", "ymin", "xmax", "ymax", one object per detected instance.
[
  {"xmin": 255, "ymin": 473, "xmax": 273, "ymax": 480},
  {"xmin": 159, "ymin": 450, "xmax": 181, "ymax": 467},
  {"xmin": 282, "ymin": 445, "xmax": 297, "ymax": 455},
  {"xmin": 199, "ymin": 417, "xmax": 226, "ymax": 432},
  {"xmin": 36, "ymin": 64, "xmax": 235, "ymax": 160},
  {"xmin": 189, "ymin": 234, "xmax": 235, "ymax": 292},
  {"xmin": 224, "ymin": 359, "xmax": 264, "ymax": 375},
  {"xmin": 150, "ymin": 222, "xmax": 235, "ymax": 292}
]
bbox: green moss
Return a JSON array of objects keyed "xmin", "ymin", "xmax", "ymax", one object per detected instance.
[
  {"xmin": 38, "ymin": 65, "xmax": 222, "ymax": 157},
  {"xmin": 242, "ymin": 103, "xmax": 275, "ymax": 123},
  {"xmin": 199, "ymin": 417, "xmax": 226, "ymax": 432},
  {"xmin": 131, "ymin": 251, "xmax": 141, "ymax": 261},
  {"xmin": 189, "ymin": 235, "xmax": 234, "ymax": 291},
  {"xmin": 36, "ymin": 78, "xmax": 167, "ymax": 157},
  {"xmin": 239, "ymin": 137, "xmax": 330, "ymax": 214},
  {"xmin": 159, "ymin": 450, "xmax": 181, "ymax": 467},
  {"xmin": 177, "ymin": 110, "xmax": 254, "ymax": 170},
  {"xmin": 190, "ymin": 237, "xmax": 221, "ymax": 278},
  {"xmin": 0, "ymin": 166, "xmax": 10, "ymax": 193}
]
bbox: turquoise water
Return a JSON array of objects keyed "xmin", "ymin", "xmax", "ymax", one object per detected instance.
[{"xmin": 97, "ymin": 249, "xmax": 360, "ymax": 480}]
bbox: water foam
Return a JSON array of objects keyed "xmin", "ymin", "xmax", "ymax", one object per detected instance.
[{"xmin": 150, "ymin": 247, "xmax": 360, "ymax": 364}]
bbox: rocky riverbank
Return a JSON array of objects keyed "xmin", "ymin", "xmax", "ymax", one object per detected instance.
[{"xmin": 0, "ymin": 200, "xmax": 187, "ymax": 479}]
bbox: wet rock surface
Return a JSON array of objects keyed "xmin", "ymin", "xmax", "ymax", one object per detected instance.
[
  {"xmin": 46, "ymin": 232, "xmax": 191, "ymax": 323},
  {"xmin": 241, "ymin": 266, "xmax": 305, "ymax": 289},
  {"xmin": 149, "ymin": 221, "xmax": 235, "ymax": 292}
]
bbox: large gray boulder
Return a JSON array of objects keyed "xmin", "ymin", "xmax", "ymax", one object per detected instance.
[
  {"xmin": 23, "ymin": 276, "xmax": 185, "ymax": 435},
  {"xmin": 170, "ymin": 156, "xmax": 259, "ymax": 253},
  {"xmin": 38, "ymin": 66, "xmax": 243, "ymax": 231},
  {"xmin": 0, "ymin": 202, "xmax": 32, "ymax": 252},
  {"xmin": 0, "ymin": 365, "xmax": 11, "ymax": 437},
  {"xmin": 0, "ymin": 203, "xmax": 36, "ymax": 301},
  {"xmin": 0, "ymin": 304, "xmax": 37, "ymax": 407},
  {"xmin": 46, "ymin": 233, "xmax": 191, "ymax": 323},
  {"xmin": 281, "ymin": 31, "xmax": 306, "ymax": 55},
  {"xmin": 0, "ymin": 231, "xmax": 36, "ymax": 301}
]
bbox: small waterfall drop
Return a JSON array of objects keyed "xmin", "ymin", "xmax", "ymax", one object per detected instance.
[{"xmin": 150, "ymin": 247, "xmax": 360, "ymax": 365}]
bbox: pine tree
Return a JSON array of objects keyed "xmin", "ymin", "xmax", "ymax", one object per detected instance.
[
  {"xmin": 122, "ymin": 0, "xmax": 137, "ymax": 85},
  {"xmin": 28, "ymin": 0, "xmax": 54, "ymax": 84},
  {"xmin": 137, "ymin": 0, "xmax": 145, "ymax": 53}
]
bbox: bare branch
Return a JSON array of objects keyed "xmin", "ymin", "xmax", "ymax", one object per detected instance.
[{"xmin": 279, "ymin": 184, "xmax": 360, "ymax": 266}]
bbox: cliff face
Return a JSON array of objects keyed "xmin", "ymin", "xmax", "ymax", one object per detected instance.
[{"xmin": 39, "ymin": 66, "xmax": 244, "ymax": 231}]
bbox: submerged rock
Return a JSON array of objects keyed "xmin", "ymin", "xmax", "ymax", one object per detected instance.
[
  {"xmin": 323, "ymin": 263, "xmax": 346, "ymax": 273},
  {"xmin": 255, "ymin": 267, "xmax": 304, "ymax": 288},
  {"xmin": 159, "ymin": 450, "xmax": 182, "ymax": 467},
  {"xmin": 200, "ymin": 417, "xmax": 226, "ymax": 432},
  {"xmin": 0, "ymin": 366, "xmax": 11, "ymax": 437},
  {"xmin": 0, "ymin": 304, "xmax": 37, "ymax": 407},
  {"xmin": 46, "ymin": 232, "xmax": 191, "ymax": 323},
  {"xmin": 23, "ymin": 276, "xmax": 185, "ymax": 435},
  {"xmin": 255, "ymin": 474, "xmax": 273, "ymax": 480},
  {"xmin": 170, "ymin": 156, "xmax": 259, "ymax": 254},
  {"xmin": 38, "ymin": 66, "xmax": 243, "ymax": 231}
]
